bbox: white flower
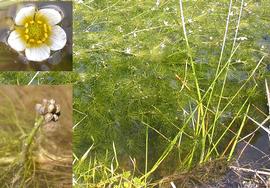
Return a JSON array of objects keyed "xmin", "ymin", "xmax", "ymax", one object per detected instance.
[
  {"xmin": 8, "ymin": 6, "xmax": 67, "ymax": 62},
  {"xmin": 187, "ymin": 18, "xmax": 193, "ymax": 23},
  {"xmin": 163, "ymin": 20, "xmax": 169, "ymax": 26},
  {"xmin": 75, "ymin": 0, "xmax": 84, "ymax": 3},
  {"xmin": 156, "ymin": 0, "xmax": 160, "ymax": 6},
  {"xmin": 160, "ymin": 43, "xmax": 166, "ymax": 49},
  {"xmin": 236, "ymin": 36, "xmax": 248, "ymax": 41},
  {"xmin": 125, "ymin": 47, "xmax": 131, "ymax": 54}
]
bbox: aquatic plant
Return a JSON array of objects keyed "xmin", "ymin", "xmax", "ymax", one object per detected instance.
[
  {"xmin": 72, "ymin": 0, "xmax": 270, "ymax": 187},
  {"xmin": 7, "ymin": 5, "xmax": 67, "ymax": 62},
  {"xmin": 0, "ymin": 89, "xmax": 72, "ymax": 187},
  {"xmin": 0, "ymin": 0, "xmax": 269, "ymax": 187}
]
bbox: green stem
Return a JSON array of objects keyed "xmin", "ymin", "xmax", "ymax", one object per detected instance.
[
  {"xmin": 144, "ymin": 123, "xmax": 148, "ymax": 187},
  {"xmin": 179, "ymin": 0, "xmax": 205, "ymax": 163},
  {"xmin": 21, "ymin": 117, "xmax": 44, "ymax": 163},
  {"xmin": 228, "ymin": 104, "xmax": 250, "ymax": 161}
]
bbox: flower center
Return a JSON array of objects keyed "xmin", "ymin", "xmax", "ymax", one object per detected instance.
[{"xmin": 24, "ymin": 19, "xmax": 51, "ymax": 45}]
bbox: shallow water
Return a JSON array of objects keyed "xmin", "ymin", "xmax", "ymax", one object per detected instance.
[{"xmin": 71, "ymin": 0, "xmax": 270, "ymax": 186}]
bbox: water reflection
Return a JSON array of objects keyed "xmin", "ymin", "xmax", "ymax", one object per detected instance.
[{"xmin": 0, "ymin": 1, "xmax": 72, "ymax": 71}]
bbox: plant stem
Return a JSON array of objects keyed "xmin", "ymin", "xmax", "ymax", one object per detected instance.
[
  {"xmin": 145, "ymin": 122, "xmax": 148, "ymax": 187},
  {"xmin": 21, "ymin": 116, "xmax": 44, "ymax": 163},
  {"xmin": 179, "ymin": 0, "xmax": 206, "ymax": 163},
  {"xmin": 228, "ymin": 104, "xmax": 250, "ymax": 161}
]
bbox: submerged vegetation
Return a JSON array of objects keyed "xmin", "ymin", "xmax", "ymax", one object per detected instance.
[
  {"xmin": 0, "ymin": 0, "xmax": 270, "ymax": 187},
  {"xmin": 72, "ymin": 0, "xmax": 270, "ymax": 187}
]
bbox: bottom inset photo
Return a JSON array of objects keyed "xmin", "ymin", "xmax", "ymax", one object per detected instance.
[{"xmin": 0, "ymin": 85, "xmax": 72, "ymax": 188}]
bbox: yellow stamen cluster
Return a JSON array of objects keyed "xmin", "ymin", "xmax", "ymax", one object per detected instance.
[{"xmin": 24, "ymin": 19, "xmax": 51, "ymax": 45}]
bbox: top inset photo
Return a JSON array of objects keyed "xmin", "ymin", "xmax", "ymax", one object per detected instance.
[{"xmin": 0, "ymin": 1, "xmax": 72, "ymax": 71}]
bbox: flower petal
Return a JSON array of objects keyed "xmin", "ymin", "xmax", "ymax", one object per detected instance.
[
  {"xmin": 7, "ymin": 31, "xmax": 26, "ymax": 51},
  {"xmin": 37, "ymin": 8, "xmax": 62, "ymax": 25},
  {"xmin": 15, "ymin": 6, "xmax": 36, "ymax": 25},
  {"xmin": 49, "ymin": 25, "xmax": 67, "ymax": 51},
  {"xmin": 25, "ymin": 45, "xmax": 50, "ymax": 62}
]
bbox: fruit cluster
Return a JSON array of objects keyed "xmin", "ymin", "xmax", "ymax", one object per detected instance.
[{"xmin": 35, "ymin": 99, "xmax": 61, "ymax": 123}]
